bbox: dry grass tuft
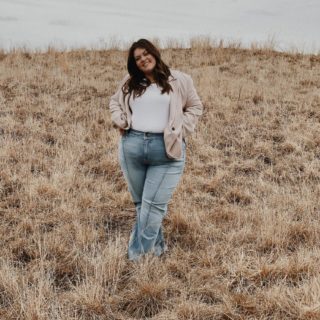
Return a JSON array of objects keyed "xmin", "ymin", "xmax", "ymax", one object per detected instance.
[{"xmin": 119, "ymin": 280, "xmax": 170, "ymax": 318}]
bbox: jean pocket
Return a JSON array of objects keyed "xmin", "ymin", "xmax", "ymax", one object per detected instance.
[{"xmin": 121, "ymin": 130, "xmax": 129, "ymax": 139}]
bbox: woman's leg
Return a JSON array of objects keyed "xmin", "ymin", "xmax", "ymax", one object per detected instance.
[
  {"xmin": 118, "ymin": 136, "xmax": 147, "ymax": 261},
  {"xmin": 139, "ymin": 158, "xmax": 185, "ymax": 256}
]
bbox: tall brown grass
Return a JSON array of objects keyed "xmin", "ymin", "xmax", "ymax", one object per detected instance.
[{"xmin": 0, "ymin": 37, "xmax": 320, "ymax": 319}]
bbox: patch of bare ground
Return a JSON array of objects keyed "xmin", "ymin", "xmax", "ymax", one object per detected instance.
[{"xmin": 0, "ymin": 39, "xmax": 319, "ymax": 318}]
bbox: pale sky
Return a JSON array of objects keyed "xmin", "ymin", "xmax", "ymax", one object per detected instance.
[{"xmin": 0, "ymin": 0, "xmax": 319, "ymax": 53}]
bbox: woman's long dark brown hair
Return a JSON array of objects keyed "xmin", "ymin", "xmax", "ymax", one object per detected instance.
[{"xmin": 122, "ymin": 39, "xmax": 174, "ymax": 99}]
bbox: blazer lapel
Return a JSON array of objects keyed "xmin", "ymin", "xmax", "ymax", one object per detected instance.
[{"xmin": 168, "ymin": 76, "xmax": 178, "ymax": 126}]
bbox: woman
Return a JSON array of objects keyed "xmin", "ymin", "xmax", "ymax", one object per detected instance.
[{"xmin": 109, "ymin": 38, "xmax": 203, "ymax": 261}]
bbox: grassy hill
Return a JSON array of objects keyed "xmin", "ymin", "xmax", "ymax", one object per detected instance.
[{"xmin": 0, "ymin": 40, "xmax": 320, "ymax": 319}]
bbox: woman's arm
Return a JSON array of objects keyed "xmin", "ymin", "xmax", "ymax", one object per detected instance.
[
  {"xmin": 109, "ymin": 74, "xmax": 130, "ymax": 129},
  {"xmin": 182, "ymin": 74, "xmax": 203, "ymax": 137}
]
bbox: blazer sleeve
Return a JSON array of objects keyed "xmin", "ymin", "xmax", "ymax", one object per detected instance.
[
  {"xmin": 109, "ymin": 74, "xmax": 130, "ymax": 129},
  {"xmin": 182, "ymin": 74, "xmax": 203, "ymax": 137}
]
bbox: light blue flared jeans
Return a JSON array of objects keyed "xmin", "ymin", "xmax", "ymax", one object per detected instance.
[{"xmin": 118, "ymin": 128, "xmax": 186, "ymax": 261}]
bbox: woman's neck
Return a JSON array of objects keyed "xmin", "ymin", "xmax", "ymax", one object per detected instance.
[{"xmin": 145, "ymin": 73, "xmax": 155, "ymax": 83}]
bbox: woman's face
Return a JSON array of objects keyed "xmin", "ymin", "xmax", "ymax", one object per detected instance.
[{"xmin": 133, "ymin": 47, "xmax": 156, "ymax": 75}]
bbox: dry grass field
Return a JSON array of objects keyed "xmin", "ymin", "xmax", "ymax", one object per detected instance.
[{"xmin": 0, "ymin": 38, "xmax": 320, "ymax": 319}]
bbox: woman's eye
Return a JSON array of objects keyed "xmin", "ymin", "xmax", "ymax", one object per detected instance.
[{"xmin": 135, "ymin": 51, "xmax": 148, "ymax": 61}]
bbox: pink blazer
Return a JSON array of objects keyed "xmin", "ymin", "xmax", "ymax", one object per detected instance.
[{"xmin": 109, "ymin": 69, "xmax": 203, "ymax": 159}]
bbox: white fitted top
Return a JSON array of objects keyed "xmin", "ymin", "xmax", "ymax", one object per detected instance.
[{"xmin": 129, "ymin": 83, "xmax": 170, "ymax": 133}]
